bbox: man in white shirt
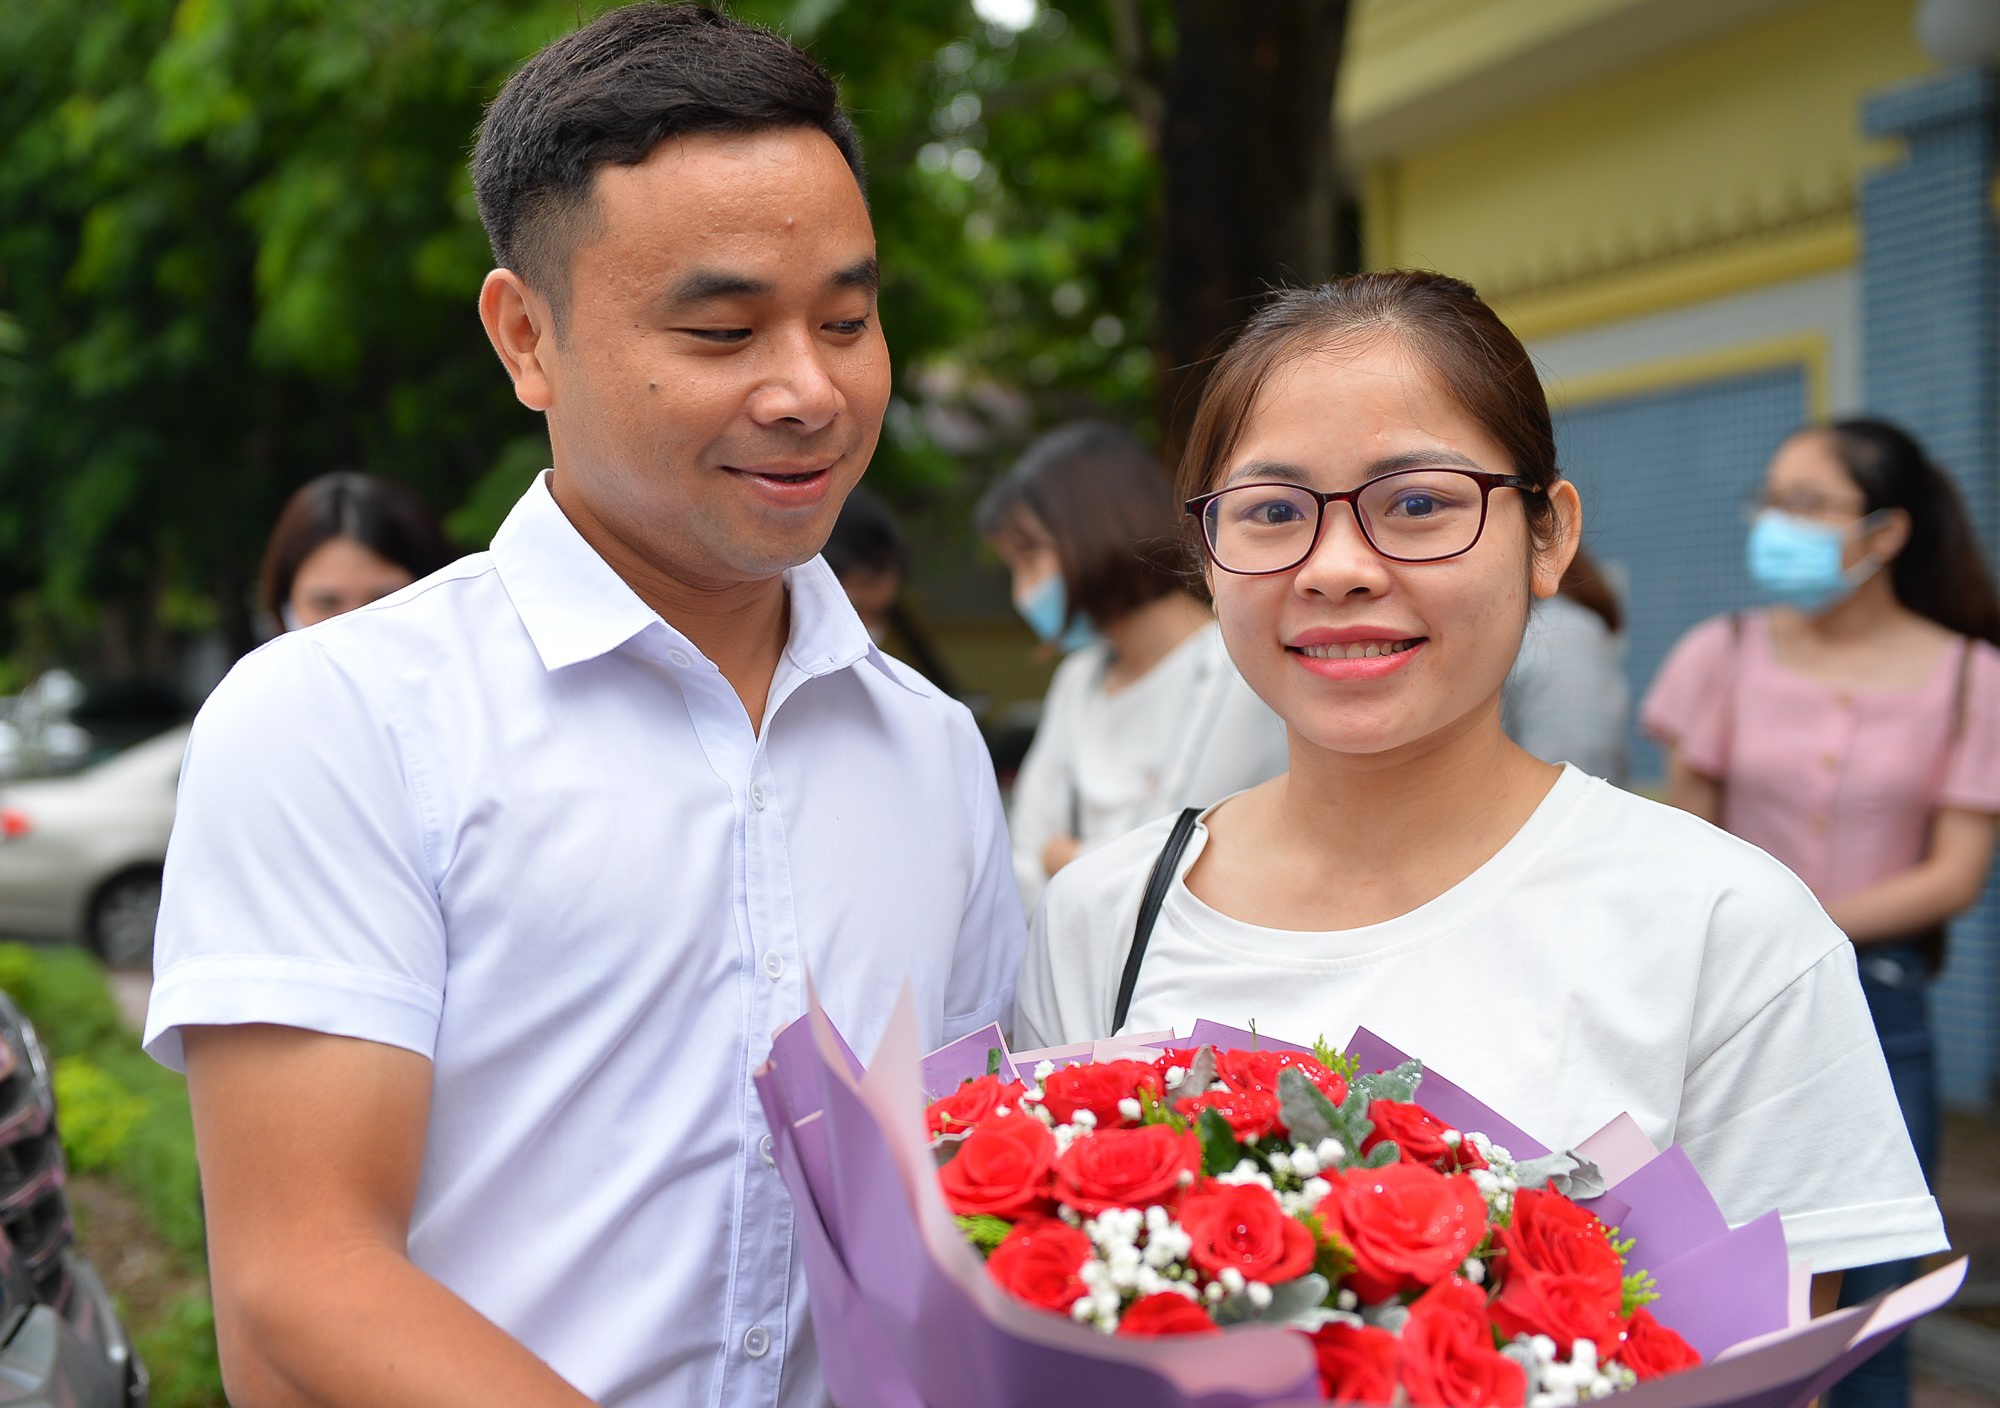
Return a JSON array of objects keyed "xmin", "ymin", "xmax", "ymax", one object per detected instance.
[{"xmin": 142, "ymin": 7, "xmax": 1025, "ymax": 1405}]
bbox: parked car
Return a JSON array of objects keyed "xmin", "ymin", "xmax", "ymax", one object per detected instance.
[
  {"xmin": 0, "ymin": 729, "xmax": 186, "ymax": 970},
  {"xmin": 0, "ymin": 991, "xmax": 146, "ymax": 1405}
]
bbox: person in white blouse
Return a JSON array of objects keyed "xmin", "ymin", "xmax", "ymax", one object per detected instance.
[
  {"xmin": 1500, "ymin": 544, "xmax": 1631, "ymax": 784},
  {"xmin": 144, "ymin": 9, "xmax": 1023, "ymax": 1408},
  {"xmin": 976, "ymin": 421, "xmax": 1289, "ymax": 915}
]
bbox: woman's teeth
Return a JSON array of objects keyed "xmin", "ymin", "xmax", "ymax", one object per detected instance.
[{"xmin": 1297, "ymin": 640, "xmax": 1419, "ymax": 660}]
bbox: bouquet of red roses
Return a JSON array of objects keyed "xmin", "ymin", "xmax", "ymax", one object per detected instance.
[{"xmin": 754, "ymin": 995, "xmax": 1963, "ymax": 1408}]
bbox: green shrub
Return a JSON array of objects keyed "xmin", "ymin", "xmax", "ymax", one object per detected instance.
[
  {"xmin": 0, "ymin": 945, "xmax": 219, "ymax": 1404},
  {"xmin": 50, "ymin": 1057, "xmax": 145, "ymax": 1174}
]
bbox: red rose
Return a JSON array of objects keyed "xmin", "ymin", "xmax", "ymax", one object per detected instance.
[
  {"xmin": 1489, "ymin": 1269, "xmax": 1629, "ymax": 1356},
  {"xmin": 1216, "ymin": 1048, "xmax": 1349, "ymax": 1105},
  {"xmin": 1040, "ymin": 1060, "xmax": 1163, "ymax": 1128},
  {"xmin": 1178, "ymin": 1181, "xmax": 1319, "ymax": 1285},
  {"xmin": 986, "ymin": 1217, "xmax": 1093, "ymax": 1314},
  {"xmin": 938, "ymin": 1113, "xmax": 1055, "ymax": 1220},
  {"xmin": 1614, "ymin": 1307, "xmax": 1702, "ymax": 1381},
  {"xmin": 1152, "ymin": 1046, "xmax": 1207, "ymax": 1079},
  {"xmin": 927, "ymin": 1074, "xmax": 1027, "ymax": 1139},
  {"xmin": 1115, "ymin": 1292, "xmax": 1221, "ymax": 1337},
  {"xmin": 1308, "ymin": 1322, "xmax": 1399, "ymax": 1404},
  {"xmin": 1488, "ymin": 1189, "xmax": 1627, "ymax": 1351},
  {"xmin": 1315, "ymin": 1163, "xmax": 1487, "ymax": 1304},
  {"xmin": 1176, "ymin": 1086, "xmax": 1282, "ymax": 1141},
  {"xmin": 1053, "ymin": 1124, "xmax": 1201, "ymax": 1215},
  {"xmin": 1361, "ymin": 1100, "xmax": 1487, "ymax": 1172},
  {"xmin": 1398, "ymin": 1277, "xmax": 1527, "ymax": 1408}
]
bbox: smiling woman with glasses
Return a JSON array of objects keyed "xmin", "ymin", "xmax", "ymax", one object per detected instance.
[{"xmin": 1013, "ymin": 271, "xmax": 1945, "ymax": 1338}]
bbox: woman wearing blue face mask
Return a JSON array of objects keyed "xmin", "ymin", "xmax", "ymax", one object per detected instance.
[
  {"xmin": 1643, "ymin": 417, "xmax": 2000, "ymax": 1408},
  {"xmin": 978, "ymin": 421, "xmax": 1289, "ymax": 915}
]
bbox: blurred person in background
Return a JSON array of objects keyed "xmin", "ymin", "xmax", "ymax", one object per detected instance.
[
  {"xmin": 822, "ymin": 485, "xmax": 961, "ymax": 696},
  {"xmin": 977, "ymin": 420, "xmax": 1287, "ymax": 915},
  {"xmin": 1502, "ymin": 544, "xmax": 1630, "ymax": 783},
  {"xmin": 1643, "ymin": 417, "xmax": 2000, "ymax": 1408},
  {"xmin": 260, "ymin": 471, "xmax": 458, "ymax": 631}
]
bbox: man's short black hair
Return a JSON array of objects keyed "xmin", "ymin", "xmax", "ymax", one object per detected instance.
[{"xmin": 472, "ymin": 2, "xmax": 866, "ymax": 327}]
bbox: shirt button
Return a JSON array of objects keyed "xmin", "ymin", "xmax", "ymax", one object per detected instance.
[
  {"xmin": 751, "ymin": 784, "xmax": 767, "ymax": 810},
  {"xmin": 743, "ymin": 1326, "xmax": 771, "ymax": 1358},
  {"xmin": 758, "ymin": 1133, "xmax": 775, "ymax": 1167},
  {"xmin": 763, "ymin": 952, "xmax": 785, "ymax": 980},
  {"xmin": 667, "ymin": 648, "xmax": 693, "ymax": 668}
]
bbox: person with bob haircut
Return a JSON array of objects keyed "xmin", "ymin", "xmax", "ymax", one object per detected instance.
[
  {"xmin": 1015, "ymin": 271, "xmax": 1945, "ymax": 1320},
  {"xmin": 1644, "ymin": 417, "xmax": 2000, "ymax": 1408},
  {"xmin": 259, "ymin": 471, "xmax": 458, "ymax": 631},
  {"xmin": 145, "ymin": 6, "xmax": 1023, "ymax": 1407},
  {"xmin": 977, "ymin": 420, "xmax": 1287, "ymax": 913}
]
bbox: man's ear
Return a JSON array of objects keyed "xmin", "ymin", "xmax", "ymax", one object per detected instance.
[
  {"xmin": 479, "ymin": 269, "xmax": 556, "ymax": 412},
  {"xmin": 1533, "ymin": 481, "xmax": 1584, "ymax": 600}
]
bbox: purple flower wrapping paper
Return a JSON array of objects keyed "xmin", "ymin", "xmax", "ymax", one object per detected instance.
[{"xmin": 754, "ymin": 988, "xmax": 1966, "ymax": 1408}]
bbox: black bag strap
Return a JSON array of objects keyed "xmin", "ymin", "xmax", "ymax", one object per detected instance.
[{"xmin": 1112, "ymin": 807, "xmax": 1203, "ymax": 1033}]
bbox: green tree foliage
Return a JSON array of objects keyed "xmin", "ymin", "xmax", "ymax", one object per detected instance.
[{"xmin": 0, "ymin": 0, "xmax": 1190, "ymax": 669}]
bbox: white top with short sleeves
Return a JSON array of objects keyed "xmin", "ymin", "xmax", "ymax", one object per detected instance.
[
  {"xmin": 145, "ymin": 471, "xmax": 1025, "ymax": 1408},
  {"xmin": 1007, "ymin": 621, "xmax": 1289, "ymax": 915},
  {"xmin": 1016, "ymin": 766, "xmax": 1945, "ymax": 1274}
]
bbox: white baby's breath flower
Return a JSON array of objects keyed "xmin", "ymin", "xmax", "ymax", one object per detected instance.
[
  {"xmin": 1336, "ymin": 1289, "xmax": 1358, "ymax": 1311},
  {"xmin": 1315, "ymin": 1138, "xmax": 1344, "ymax": 1166},
  {"xmin": 1117, "ymin": 1097, "xmax": 1142, "ymax": 1122},
  {"xmin": 1289, "ymin": 1148, "xmax": 1318, "ymax": 1179},
  {"xmin": 1267, "ymin": 1150, "xmax": 1294, "ymax": 1178},
  {"xmin": 1164, "ymin": 1065, "xmax": 1187, "ymax": 1088},
  {"xmin": 1245, "ymin": 1281, "xmax": 1273, "ymax": 1310},
  {"xmin": 1071, "ymin": 1108, "xmax": 1098, "ymax": 1129},
  {"xmin": 1219, "ymin": 1268, "xmax": 1246, "ymax": 1294},
  {"xmin": 1441, "ymin": 1129, "xmax": 1462, "ymax": 1147},
  {"xmin": 1460, "ymin": 1257, "xmax": 1486, "ymax": 1285},
  {"xmin": 1033, "ymin": 1060, "xmax": 1057, "ymax": 1082}
]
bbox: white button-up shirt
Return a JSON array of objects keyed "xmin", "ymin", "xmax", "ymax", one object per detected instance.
[{"xmin": 145, "ymin": 472, "xmax": 1024, "ymax": 1408}]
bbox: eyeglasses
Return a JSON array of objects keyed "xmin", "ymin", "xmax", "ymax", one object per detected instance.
[
  {"xmin": 1744, "ymin": 491, "xmax": 1869, "ymax": 525},
  {"xmin": 1185, "ymin": 468, "xmax": 1543, "ymax": 575}
]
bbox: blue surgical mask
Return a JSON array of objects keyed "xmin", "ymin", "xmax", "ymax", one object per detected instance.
[
  {"xmin": 1746, "ymin": 510, "xmax": 1886, "ymax": 614},
  {"xmin": 1014, "ymin": 573, "xmax": 1098, "ymax": 653}
]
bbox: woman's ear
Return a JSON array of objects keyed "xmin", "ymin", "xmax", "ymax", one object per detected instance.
[
  {"xmin": 1863, "ymin": 506, "xmax": 1913, "ymax": 565},
  {"xmin": 1533, "ymin": 482, "xmax": 1584, "ymax": 600}
]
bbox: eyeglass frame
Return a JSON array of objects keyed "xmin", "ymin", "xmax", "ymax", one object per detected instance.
[{"xmin": 1184, "ymin": 467, "xmax": 1545, "ymax": 575}]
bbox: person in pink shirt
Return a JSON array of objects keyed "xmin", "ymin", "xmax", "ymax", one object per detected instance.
[{"xmin": 1642, "ymin": 417, "xmax": 2000, "ymax": 1408}]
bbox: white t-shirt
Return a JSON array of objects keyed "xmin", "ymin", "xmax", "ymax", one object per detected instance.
[
  {"xmin": 1017, "ymin": 766, "xmax": 1944, "ymax": 1274},
  {"xmin": 1501, "ymin": 593, "xmax": 1631, "ymax": 784},
  {"xmin": 146, "ymin": 472, "xmax": 1025, "ymax": 1408},
  {"xmin": 1008, "ymin": 620, "xmax": 1289, "ymax": 914}
]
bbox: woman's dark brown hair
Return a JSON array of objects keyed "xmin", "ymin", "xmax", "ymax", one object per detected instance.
[
  {"xmin": 1175, "ymin": 271, "xmax": 1565, "ymax": 558},
  {"xmin": 1820, "ymin": 418, "xmax": 2000, "ymax": 646},
  {"xmin": 259, "ymin": 472, "xmax": 457, "ymax": 623},
  {"xmin": 976, "ymin": 421, "xmax": 1186, "ymax": 632}
]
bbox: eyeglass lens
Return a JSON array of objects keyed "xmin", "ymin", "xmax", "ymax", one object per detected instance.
[{"xmin": 1201, "ymin": 470, "xmax": 1492, "ymax": 572}]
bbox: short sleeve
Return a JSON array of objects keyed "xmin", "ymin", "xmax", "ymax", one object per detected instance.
[
  {"xmin": 943, "ymin": 704, "xmax": 1029, "ymax": 1042},
  {"xmin": 1639, "ymin": 615, "xmax": 1738, "ymax": 777},
  {"xmin": 143, "ymin": 637, "xmax": 448, "ymax": 1071},
  {"xmin": 1942, "ymin": 639, "xmax": 2000, "ymax": 814},
  {"xmin": 1678, "ymin": 899, "xmax": 1945, "ymax": 1271}
]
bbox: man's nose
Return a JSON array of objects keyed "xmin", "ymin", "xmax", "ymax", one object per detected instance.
[{"xmin": 748, "ymin": 328, "xmax": 841, "ymax": 433}]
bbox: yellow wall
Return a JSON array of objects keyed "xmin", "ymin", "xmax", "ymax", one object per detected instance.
[{"xmin": 1356, "ymin": 0, "xmax": 1933, "ymax": 338}]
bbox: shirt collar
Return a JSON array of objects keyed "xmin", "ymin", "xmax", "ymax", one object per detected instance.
[{"xmin": 492, "ymin": 470, "xmax": 877, "ymax": 679}]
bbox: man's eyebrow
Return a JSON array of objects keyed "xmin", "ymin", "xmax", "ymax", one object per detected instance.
[
  {"xmin": 665, "ymin": 270, "xmax": 775, "ymax": 307},
  {"xmin": 1222, "ymin": 448, "xmax": 1487, "ymax": 487},
  {"xmin": 830, "ymin": 257, "xmax": 880, "ymax": 295}
]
